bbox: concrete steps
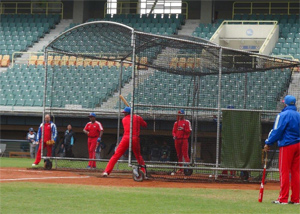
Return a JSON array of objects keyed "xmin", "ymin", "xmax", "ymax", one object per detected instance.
[
  {"xmin": 100, "ymin": 69, "xmax": 154, "ymax": 110},
  {"xmin": 178, "ymin": 19, "xmax": 200, "ymax": 36},
  {"xmin": 288, "ymin": 72, "xmax": 300, "ymax": 109}
]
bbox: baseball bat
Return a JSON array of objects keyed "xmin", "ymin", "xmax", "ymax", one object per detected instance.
[
  {"xmin": 119, "ymin": 95, "xmax": 129, "ymax": 107},
  {"xmin": 258, "ymin": 152, "xmax": 268, "ymax": 202}
]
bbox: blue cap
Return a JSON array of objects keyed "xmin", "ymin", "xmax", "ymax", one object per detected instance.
[
  {"xmin": 88, "ymin": 112, "xmax": 96, "ymax": 117},
  {"xmin": 122, "ymin": 107, "xmax": 131, "ymax": 113},
  {"xmin": 29, "ymin": 128, "xmax": 34, "ymax": 132},
  {"xmin": 284, "ymin": 95, "xmax": 296, "ymax": 106},
  {"xmin": 227, "ymin": 105, "xmax": 235, "ymax": 109},
  {"xmin": 178, "ymin": 109, "xmax": 185, "ymax": 115}
]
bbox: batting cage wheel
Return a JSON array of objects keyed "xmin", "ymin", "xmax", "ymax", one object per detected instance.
[
  {"xmin": 44, "ymin": 160, "xmax": 53, "ymax": 170},
  {"xmin": 184, "ymin": 168, "xmax": 193, "ymax": 176},
  {"xmin": 132, "ymin": 165, "xmax": 146, "ymax": 182}
]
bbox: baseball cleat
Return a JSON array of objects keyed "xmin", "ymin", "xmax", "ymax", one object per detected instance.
[
  {"xmin": 102, "ymin": 172, "xmax": 108, "ymax": 177},
  {"xmin": 288, "ymin": 201, "xmax": 299, "ymax": 205},
  {"xmin": 272, "ymin": 200, "xmax": 288, "ymax": 204},
  {"xmin": 32, "ymin": 164, "xmax": 37, "ymax": 167},
  {"xmin": 86, "ymin": 166, "xmax": 91, "ymax": 169}
]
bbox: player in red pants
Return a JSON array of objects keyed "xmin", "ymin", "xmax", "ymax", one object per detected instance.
[
  {"xmin": 172, "ymin": 109, "xmax": 192, "ymax": 174},
  {"xmin": 32, "ymin": 114, "xmax": 57, "ymax": 167},
  {"xmin": 83, "ymin": 113, "xmax": 104, "ymax": 169},
  {"xmin": 103, "ymin": 107, "xmax": 147, "ymax": 177},
  {"xmin": 264, "ymin": 95, "xmax": 300, "ymax": 204}
]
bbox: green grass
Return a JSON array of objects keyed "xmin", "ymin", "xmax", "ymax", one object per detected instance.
[
  {"xmin": 0, "ymin": 183, "xmax": 299, "ymax": 214},
  {"xmin": 0, "ymin": 158, "xmax": 298, "ymax": 214},
  {"xmin": 0, "ymin": 157, "xmax": 34, "ymax": 168}
]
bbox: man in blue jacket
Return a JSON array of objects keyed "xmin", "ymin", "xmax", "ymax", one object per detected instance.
[
  {"xmin": 32, "ymin": 114, "xmax": 57, "ymax": 167},
  {"xmin": 264, "ymin": 95, "xmax": 300, "ymax": 204}
]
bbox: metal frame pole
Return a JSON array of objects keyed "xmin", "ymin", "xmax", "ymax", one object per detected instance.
[
  {"xmin": 117, "ymin": 61, "xmax": 123, "ymax": 146},
  {"xmin": 215, "ymin": 47, "xmax": 222, "ymax": 179},
  {"xmin": 190, "ymin": 76, "xmax": 197, "ymax": 164},
  {"xmin": 193, "ymin": 76, "xmax": 200, "ymax": 163},
  {"xmin": 244, "ymin": 73, "xmax": 248, "ymax": 109},
  {"xmin": 41, "ymin": 50, "xmax": 48, "ymax": 159},
  {"xmin": 128, "ymin": 31, "xmax": 136, "ymax": 166}
]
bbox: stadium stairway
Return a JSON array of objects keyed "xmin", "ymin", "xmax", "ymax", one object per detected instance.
[
  {"xmin": 288, "ymin": 72, "xmax": 300, "ymax": 109},
  {"xmin": 100, "ymin": 78, "xmax": 134, "ymax": 110},
  {"xmin": 178, "ymin": 19, "xmax": 201, "ymax": 37},
  {"xmin": 15, "ymin": 19, "xmax": 73, "ymax": 64},
  {"xmin": 100, "ymin": 68, "xmax": 155, "ymax": 110}
]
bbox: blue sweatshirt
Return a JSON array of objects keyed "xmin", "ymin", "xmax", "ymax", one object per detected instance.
[{"xmin": 265, "ymin": 105, "xmax": 300, "ymax": 147}]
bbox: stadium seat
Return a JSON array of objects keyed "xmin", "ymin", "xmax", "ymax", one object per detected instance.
[
  {"xmin": 1, "ymin": 55, "xmax": 10, "ymax": 67},
  {"xmin": 47, "ymin": 56, "xmax": 53, "ymax": 65},
  {"xmin": 69, "ymin": 56, "xmax": 77, "ymax": 66},
  {"xmin": 290, "ymin": 43, "xmax": 299, "ymax": 49},
  {"xmin": 29, "ymin": 55, "xmax": 38, "ymax": 65}
]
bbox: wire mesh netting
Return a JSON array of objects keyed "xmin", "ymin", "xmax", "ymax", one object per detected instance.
[{"xmin": 44, "ymin": 21, "xmax": 300, "ymax": 182}]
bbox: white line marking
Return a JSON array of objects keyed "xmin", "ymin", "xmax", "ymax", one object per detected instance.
[{"xmin": 0, "ymin": 176, "xmax": 89, "ymax": 181}]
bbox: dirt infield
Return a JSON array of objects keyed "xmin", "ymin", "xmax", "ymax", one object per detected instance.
[{"xmin": 0, "ymin": 167, "xmax": 280, "ymax": 190}]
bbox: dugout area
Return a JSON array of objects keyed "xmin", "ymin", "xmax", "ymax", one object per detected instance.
[{"xmin": 13, "ymin": 21, "xmax": 299, "ymax": 183}]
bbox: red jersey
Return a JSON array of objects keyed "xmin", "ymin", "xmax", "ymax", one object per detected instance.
[
  {"xmin": 122, "ymin": 114, "xmax": 147, "ymax": 137},
  {"xmin": 84, "ymin": 121, "xmax": 103, "ymax": 138},
  {"xmin": 172, "ymin": 119, "xmax": 192, "ymax": 139},
  {"xmin": 43, "ymin": 123, "xmax": 52, "ymax": 142}
]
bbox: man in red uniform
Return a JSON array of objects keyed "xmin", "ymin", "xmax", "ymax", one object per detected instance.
[
  {"xmin": 103, "ymin": 107, "xmax": 147, "ymax": 177},
  {"xmin": 83, "ymin": 113, "xmax": 104, "ymax": 169},
  {"xmin": 32, "ymin": 114, "xmax": 57, "ymax": 167},
  {"xmin": 172, "ymin": 109, "xmax": 192, "ymax": 174},
  {"xmin": 264, "ymin": 95, "xmax": 300, "ymax": 204}
]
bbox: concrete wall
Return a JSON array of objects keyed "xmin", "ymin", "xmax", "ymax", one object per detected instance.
[
  {"xmin": 211, "ymin": 23, "xmax": 277, "ymax": 51},
  {"xmin": 259, "ymin": 25, "xmax": 279, "ymax": 55},
  {"xmin": 223, "ymin": 24, "xmax": 275, "ymax": 39}
]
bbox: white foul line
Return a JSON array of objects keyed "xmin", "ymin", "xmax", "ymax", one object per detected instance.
[{"xmin": 0, "ymin": 176, "xmax": 90, "ymax": 181}]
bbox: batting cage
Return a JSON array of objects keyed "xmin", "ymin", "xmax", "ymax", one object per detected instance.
[{"xmin": 43, "ymin": 21, "xmax": 299, "ymax": 182}]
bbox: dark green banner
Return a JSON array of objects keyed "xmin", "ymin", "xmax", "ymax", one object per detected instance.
[{"xmin": 221, "ymin": 110, "xmax": 261, "ymax": 169}]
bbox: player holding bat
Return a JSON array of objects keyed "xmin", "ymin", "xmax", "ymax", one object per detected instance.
[
  {"xmin": 103, "ymin": 106, "xmax": 147, "ymax": 177},
  {"xmin": 172, "ymin": 109, "xmax": 192, "ymax": 174},
  {"xmin": 264, "ymin": 95, "xmax": 300, "ymax": 204}
]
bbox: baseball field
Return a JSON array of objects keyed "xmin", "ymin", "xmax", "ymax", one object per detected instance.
[{"xmin": 0, "ymin": 157, "xmax": 299, "ymax": 214}]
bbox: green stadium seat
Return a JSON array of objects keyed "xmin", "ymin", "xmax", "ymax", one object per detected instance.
[
  {"xmin": 192, "ymin": 31, "xmax": 199, "ymax": 37},
  {"xmin": 199, "ymin": 32, "xmax": 207, "ymax": 38},
  {"xmin": 286, "ymin": 37, "xmax": 294, "ymax": 43},
  {"xmin": 288, "ymin": 48, "xmax": 296, "ymax": 55},
  {"xmin": 290, "ymin": 43, "xmax": 299, "ymax": 48}
]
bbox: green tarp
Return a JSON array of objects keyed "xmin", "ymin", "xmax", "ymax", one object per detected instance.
[{"xmin": 221, "ymin": 110, "xmax": 261, "ymax": 169}]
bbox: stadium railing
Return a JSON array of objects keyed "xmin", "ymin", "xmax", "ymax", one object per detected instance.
[
  {"xmin": 0, "ymin": 1, "xmax": 63, "ymax": 18},
  {"xmin": 232, "ymin": 1, "xmax": 300, "ymax": 19}
]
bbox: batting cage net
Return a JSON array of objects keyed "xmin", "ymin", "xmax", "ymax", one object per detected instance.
[{"xmin": 44, "ymin": 21, "xmax": 300, "ymax": 182}]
